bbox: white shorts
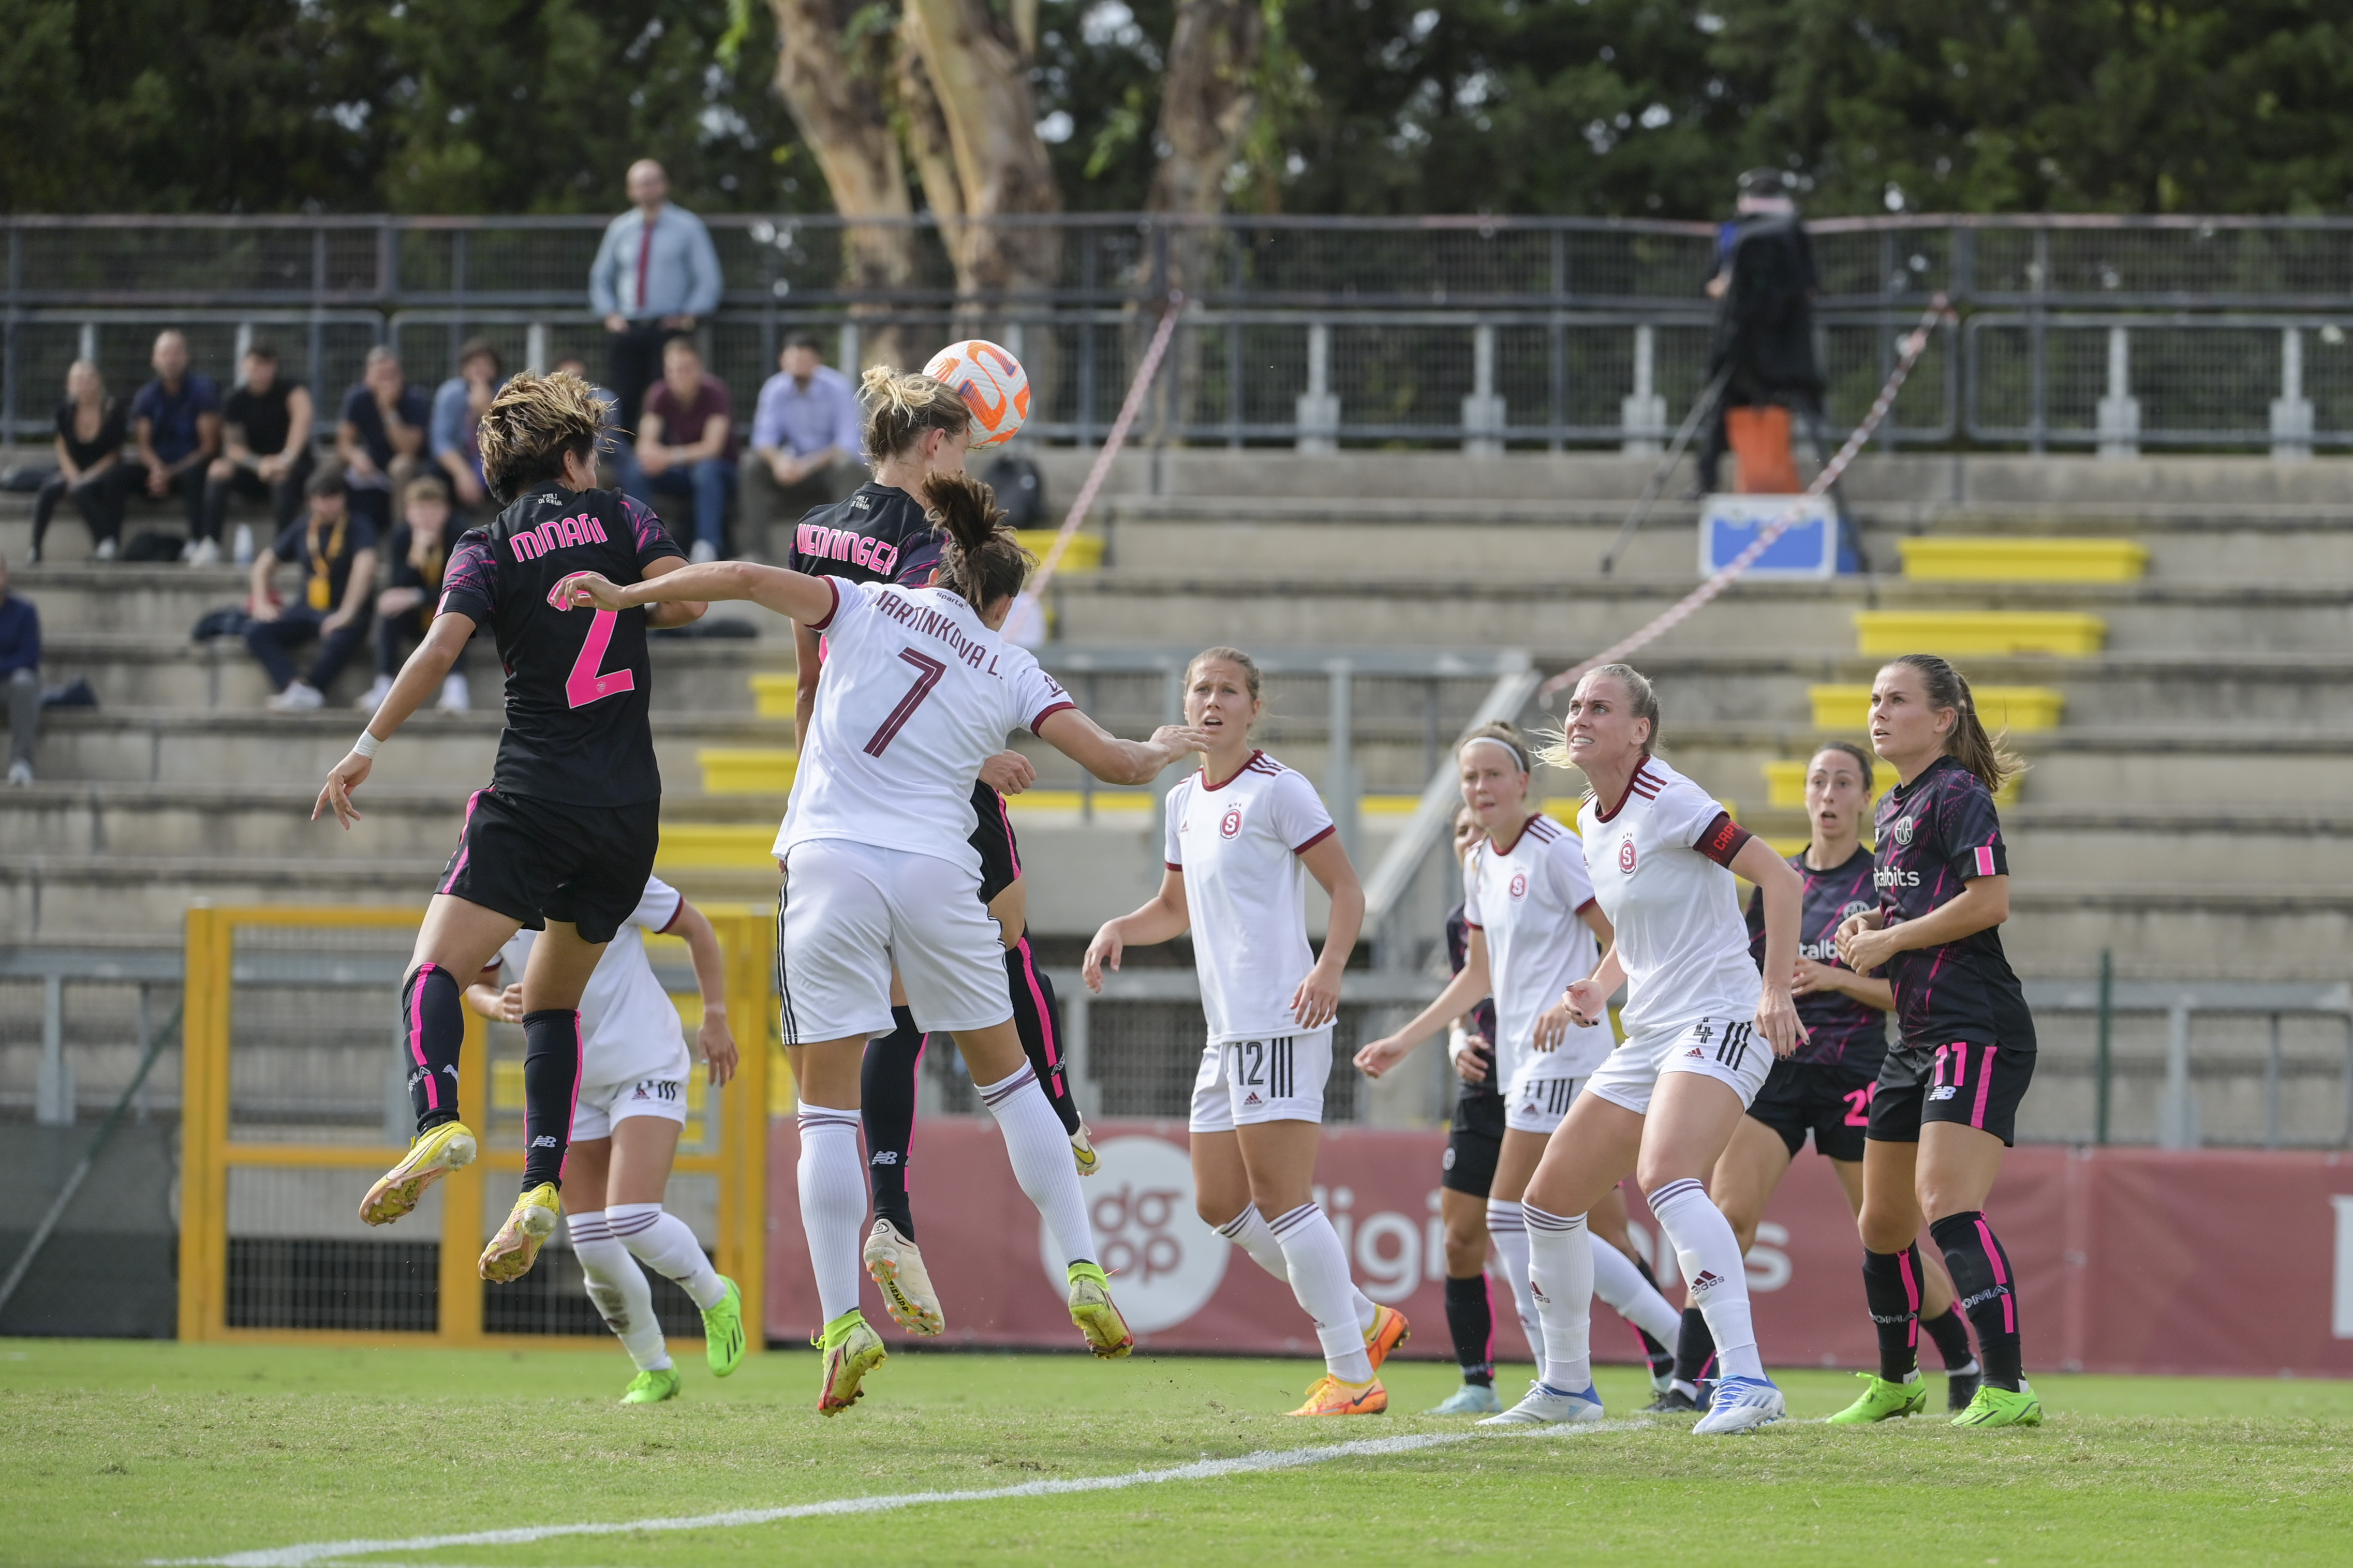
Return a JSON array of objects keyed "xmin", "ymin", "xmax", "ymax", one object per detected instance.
[
  {"xmin": 777, "ymin": 838, "xmax": 1013, "ymax": 1044},
  {"xmin": 1583, "ymin": 1015, "xmax": 1774, "ymax": 1117},
  {"xmin": 1187, "ymin": 1028, "xmax": 1334, "ymax": 1132},
  {"xmin": 571, "ymin": 1075, "xmax": 689, "ymax": 1142},
  {"xmin": 1503, "ymin": 1069, "xmax": 1589, "ymax": 1135}
]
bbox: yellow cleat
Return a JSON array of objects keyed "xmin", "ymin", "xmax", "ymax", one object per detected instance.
[
  {"xmin": 1071, "ymin": 1123, "xmax": 1101, "ymax": 1178},
  {"xmin": 360, "ymin": 1121, "xmax": 476, "ymax": 1227},
  {"xmin": 1363, "ymin": 1302, "xmax": 1411, "ymax": 1372},
  {"xmin": 479, "ymin": 1182, "xmax": 561, "ymax": 1283},
  {"xmin": 1288, "ymin": 1375, "xmax": 1387, "ymax": 1416},
  {"xmin": 816, "ymin": 1311, "xmax": 887, "ymax": 1416},
  {"xmin": 1067, "ymin": 1262, "xmax": 1133, "ymax": 1358}
]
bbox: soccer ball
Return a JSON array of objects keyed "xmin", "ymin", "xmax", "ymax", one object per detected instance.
[{"xmin": 924, "ymin": 339, "xmax": 1029, "ymax": 450}]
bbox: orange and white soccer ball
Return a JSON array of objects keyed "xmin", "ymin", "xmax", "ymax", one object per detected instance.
[{"xmin": 925, "ymin": 339, "xmax": 1029, "ymax": 450}]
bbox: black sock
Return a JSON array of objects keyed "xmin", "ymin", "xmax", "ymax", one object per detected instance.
[
  {"xmin": 1922, "ymin": 1304, "xmax": 1976, "ymax": 1370},
  {"xmin": 860, "ymin": 1007, "xmax": 924, "ymax": 1241},
  {"xmin": 1629, "ymin": 1251, "xmax": 1675, "ymax": 1379},
  {"xmin": 1444, "ymin": 1274, "xmax": 1495, "ymax": 1386},
  {"xmin": 1861, "ymin": 1246, "xmax": 1924, "ymax": 1382},
  {"xmin": 518, "ymin": 1009, "xmax": 580, "ymax": 1190},
  {"xmin": 400, "ymin": 963, "xmax": 465, "ymax": 1132},
  {"xmin": 1930, "ymin": 1210, "xmax": 2022, "ymax": 1391},
  {"xmin": 1673, "ymin": 1304, "xmax": 1715, "ymax": 1385},
  {"xmin": 1007, "ymin": 935, "xmax": 1082, "ymax": 1136}
]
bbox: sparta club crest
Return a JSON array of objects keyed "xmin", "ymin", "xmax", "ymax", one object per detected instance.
[
  {"xmin": 1220, "ymin": 805, "xmax": 1242, "ymax": 839},
  {"xmin": 1508, "ymin": 871, "xmax": 1529, "ymax": 900},
  {"xmin": 1618, "ymin": 837, "xmax": 1637, "ymax": 874}
]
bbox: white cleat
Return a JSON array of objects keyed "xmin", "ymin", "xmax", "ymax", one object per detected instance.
[
  {"xmin": 1477, "ymin": 1381, "xmax": 1605, "ymax": 1426},
  {"xmin": 1070, "ymin": 1122, "xmax": 1100, "ymax": 1178},
  {"xmin": 1691, "ymin": 1375, "xmax": 1786, "ymax": 1435},
  {"xmin": 862, "ymin": 1218, "xmax": 946, "ymax": 1336}
]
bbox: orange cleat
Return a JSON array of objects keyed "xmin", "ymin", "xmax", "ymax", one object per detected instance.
[
  {"xmin": 1288, "ymin": 1375, "xmax": 1388, "ymax": 1416},
  {"xmin": 1363, "ymin": 1303, "xmax": 1411, "ymax": 1371}
]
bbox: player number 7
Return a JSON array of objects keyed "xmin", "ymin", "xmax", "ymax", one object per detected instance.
[{"xmin": 864, "ymin": 648, "xmax": 949, "ymax": 756}]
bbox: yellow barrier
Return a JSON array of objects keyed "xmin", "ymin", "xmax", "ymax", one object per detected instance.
[
  {"xmin": 696, "ymin": 748, "xmax": 798, "ymax": 795},
  {"xmin": 1808, "ymin": 684, "xmax": 2064, "ymax": 732},
  {"xmin": 749, "ymin": 674, "xmax": 797, "ymax": 718},
  {"xmin": 1897, "ymin": 536, "xmax": 2149, "ymax": 583},
  {"xmin": 1015, "ymin": 530, "xmax": 1103, "ymax": 572},
  {"xmin": 1853, "ymin": 610, "xmax": 2105, "ymax": 657},
  {"xmin": 179, "ymin": 905, "xmax": 770, "ymax": 1351}
]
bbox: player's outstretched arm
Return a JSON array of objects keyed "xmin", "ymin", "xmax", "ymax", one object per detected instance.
[
  {"xmin": 1082, "ymin": 870, "xmax": 1191, "ymax": 994},
  {"xmin": 668, "ymin": 896, "xmax": 739, "ymax": 1087},
  {"xmin": 1356, "ymin": 928, "xmax": 1490, "ymax": 1079},
  {"xmin": 1036, "ymin": 709, "xmax": 1212, "ymax": 786},
  {"xmin": 313, "ymin": 609, "xmax": 476, "ymax": 829},
  {"xmin": 553, "ymin": 560, "xmax": 833, "ymax": 624},
  {"xmin": 638, "ymin": 555, "xmax": 708, "ymax": 630}
]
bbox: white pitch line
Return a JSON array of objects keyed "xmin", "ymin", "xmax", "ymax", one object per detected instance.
[{"xmin": 154, "ymin": 1421, "xmax": 1648, "ymax": 1567}]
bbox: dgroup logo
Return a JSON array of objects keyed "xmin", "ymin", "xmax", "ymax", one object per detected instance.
[{"xmin": 1038, "ymin": 1137, "xmax": 1227, "ymax": 1333}]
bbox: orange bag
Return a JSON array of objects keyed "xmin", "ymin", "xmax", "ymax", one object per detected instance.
[{"xmin": 1726, "ymin": 404, "xmax": 1800, "ymax": 494}]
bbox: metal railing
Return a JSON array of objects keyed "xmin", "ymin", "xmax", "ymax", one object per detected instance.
[{"xmin": 9, "ymin": 212, "xmax": 2353, "ymax": 452}]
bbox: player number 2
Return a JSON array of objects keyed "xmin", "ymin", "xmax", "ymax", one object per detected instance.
[
  {"xmin": 565, "ymin": 608, "xmax": 637, "ymax": 709},
  {"xmin": 863, "ymin": 649, "xmax": 949, "ymax": 756}
]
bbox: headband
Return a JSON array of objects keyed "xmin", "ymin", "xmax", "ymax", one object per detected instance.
[{"xmin": 1461, "ymin": 734, "xmax": 1530, "ymax": 774}]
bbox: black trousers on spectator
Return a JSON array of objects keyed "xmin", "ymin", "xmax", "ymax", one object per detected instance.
[
  {"xmin": 126, "ymin": 463, "xmax": 209, "ymax": 540},
  {"xmin": 606, "ymin": 321, "xmax": 691, "ymax": 436},
  {"xmin": 377, "ymin": 607, "xmax": 469, "ymax": 679},
  {"xmin": 33, "ymin": 467, "xmax": 129, "ymax": 554},
  {"xmin": 6, "ymin": 668, "xmax": 37, "ymax": 769},
  {"xmin": 247, "ymin": 605, "xmax": 373, "ymax": 694},
  {"xmin": 202, "ymin": 453, "xmax": 312, "ymax": 543}
]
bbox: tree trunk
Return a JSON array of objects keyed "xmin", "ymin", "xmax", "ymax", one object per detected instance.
[
  {"xmin": 901, "ymin": 0, "xmax": 1062, "ymax": 311},
  {"xmin": 895, "ymin": 8, "xmax": 966, "ymax": 285},
  {"xmin": 766, "ymin": 0, "xmax": 917, "ymax": 369}
]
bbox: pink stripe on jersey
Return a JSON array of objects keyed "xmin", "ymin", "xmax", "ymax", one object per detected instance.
[
  {"xmin": 1974, "ymin": 844, "xmax": 1997, "ymax": 877},
  {"xmin": 996, "ymin": 792, "xmax": 1022, "ymax": 877},
  {"xmin": 439, "ymin": 788, "xmax": 487, "ymax": 895},
  {"xmin": 1971, "ymin": 1045, "xmax": 1997, "ymax": 1128}
]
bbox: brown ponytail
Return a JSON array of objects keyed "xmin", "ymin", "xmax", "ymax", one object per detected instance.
[
  {"xmin": 1887, "ymin": 653, "xmax": 2024, "ymax": 794},
  {"xmin": 923, "ymin": 472, "xmax": 1033, "ymax": 611}
]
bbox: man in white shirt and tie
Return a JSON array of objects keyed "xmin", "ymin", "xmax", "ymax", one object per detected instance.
[{"xmin": 588, "ymin": 159, "xmax": 724, "ymax": 436}]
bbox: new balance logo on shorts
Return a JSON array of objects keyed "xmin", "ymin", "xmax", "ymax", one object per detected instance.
[
  {"xmin": 1930, "ymin": 1085, "xmax": 1958, "ymax": 1101},
  {"xmin": 870, "ymin": 1150, "xmax": 900, "ymax": 1166},
  {"xmin": 529, "ymin": 1135, "xmax": 558, "ymax": 1149}
]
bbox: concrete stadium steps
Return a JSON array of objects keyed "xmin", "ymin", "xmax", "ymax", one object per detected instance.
[{"xmin": 1741, "ymin": 804, "xmax": 2353, "ymax": 884}]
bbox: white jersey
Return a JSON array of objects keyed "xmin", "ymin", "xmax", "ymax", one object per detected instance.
[
  {"xmin": 1163, "ymin": 751, "xmax": 1338, "ymax": 1044},
  {"xmin": 1578, "ymin": 756, "xmax": 1762, "ymax": 1038},
  {"xmin": 496, "ymin": 877, "xmax": 693, "ymax": 1088},
  {"xmin": 1462, "ymin": 813, "xmax": 1611, "ymax": 1079},
  {"xmin": 776, "ymin": 579, "xmax": 1073, "ymax": 881}
]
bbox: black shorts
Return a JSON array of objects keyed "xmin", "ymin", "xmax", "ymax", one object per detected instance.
[
  {"xmin": 1747, "ymin": 1058, "xmax": 1880, "ymax": 1162},
  {"xmin": 1441, "ymin": 1091, "xmax": 1505, "ymax": 1196},
  {"xmin": 970, "ymin": 781, "xmax": 1020, "ymax": 905},
  {"xmin": 435, "ymin": 787, "xmax": 659, "ymax": 946},
  {"xmin": 1869, "ymin": 1039, "xmax": 2036, "ymax": 1148}
]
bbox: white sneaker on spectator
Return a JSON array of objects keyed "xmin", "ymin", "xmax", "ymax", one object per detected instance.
[
  {"xmin": 355, "ymin": 674, "xmax": 393, "ymax": 711},
  {"xmin": 188, "ymin": 537, "xmax": 222, "ymax": 567},
  {"xmin": 180, "ymin": 539, "xmax": 198, "ymax": 562},
  {"xmin": 269, "ymin": 682, "xmax": 324, "ymax": 712},
  {"xmin": 94, "ymin": 539, "xmax": 116, "ymax": 562},
  {"xmin": 437, "ymin": 674, "xmax": 471, "ymax": 712},
  {"xmin": 6, "ymin": 761, "xmax": 31, "ymax": 788},
  {"xmin": 690, "ymin": 540, "xmax": 718, "ymax": 564}
]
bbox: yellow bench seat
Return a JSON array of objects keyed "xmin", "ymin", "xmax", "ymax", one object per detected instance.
[
  {"xmin": 1853, "ymin": 610, "xmax": 2104, "ymax": 657},
  {"xmin": 1809, "ymin": 684, "xmax": 2063, "ymax": 733},
  {"xmin": 1897, "ymin": 537, "xmax": 2149, "ymax": 583},
  {"xmin": 749, "ymin": 674, "xmax": 797, "ymax": 719},
  {"xmin": 697, "ymin": 749, "xmax": 797, "ymax": 795},
  {"xmin": 1015, "ymin": 530, "xmax": 1103, "ymax": 572}
]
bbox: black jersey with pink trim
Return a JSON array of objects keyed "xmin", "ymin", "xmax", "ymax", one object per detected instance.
[
  {"xmin": 1745, "ymin": 845, "xmax": 1887, "ymax": 1068},
  {"xmin": 1444, "ymin": 902, "xmax": 1502, "ymax": 1106},
  {"xmin": 1871, "ymin": 756, "xmax": 2034, "ymax": 1050},
  {"xmin": 437, "ymin": 483, "xmax": 682, "ymax": 807},
  {"xmin": 786, "ymin": 483, "xmax": 942, "ymax": 589}
]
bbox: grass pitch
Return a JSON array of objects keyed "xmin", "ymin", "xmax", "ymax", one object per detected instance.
[{"xmin": 7, "ymin": 1339, "xmax": 2351, "ymax": 1567}]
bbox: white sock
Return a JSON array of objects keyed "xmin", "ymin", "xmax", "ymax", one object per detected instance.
[
  {"xmin": 569, "ymin": 1212, "xmax": 669, "ymax": 1372},
  {"xmin": 1524, "ymin": 1204, "xmax": 1595, "ymax": 1394},
  {"xmin": 1589, "ymin": 1233, "xmax": 1684, "ymax": 1347},
  {"xmin": 977, "ymin": 1064, "xmax": 1097, "ymax": 1270},
  {"xmin": 796, "ymin": 1106, "xmax": 868, "ymax": 1324},
  {"xmin": 1215, "ymin": 1203, "xmax": 1291, "ymax": 1282},
  {"xmin": 1484, "ymin": 1199, "xmax": 1545, "ymax": 1366},
  {"xmin": 607, "ymin": 1201, "xmax": 727, "ymax": 1311},
  {"xmin": 1268, "ymin": 1202, "xmax": 1375, "ymax": 1383},
  {"xmin": 1648, "ymin": 1177, "xmax": 1764, "ymax": 1382}
]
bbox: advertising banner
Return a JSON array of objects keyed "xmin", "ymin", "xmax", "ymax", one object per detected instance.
[{"xmin": 765, "ymin": 1120, "xmax": 2353, "ymax": 1379}]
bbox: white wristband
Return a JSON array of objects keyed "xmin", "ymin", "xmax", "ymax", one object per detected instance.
[{"xmin": 352, "ymin": 730, "xmax": 382, "ymax": 758}]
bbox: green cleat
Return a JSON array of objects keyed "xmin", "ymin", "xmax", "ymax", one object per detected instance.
[
  {"xmin": 1826, "ymin": 1371, "xmax": 1930, "ymax": 1424},
  {"xmin": 621, "ymin": 1367, "xmax": 680, "ymax": 1405},
  {"xmin": 702, "ymin": 1276, "xmax": 745, "ymax": 1378},
  {"xmin": 1952, "ymin": 1381, "xmax": 2044, "ymax": 1428}
]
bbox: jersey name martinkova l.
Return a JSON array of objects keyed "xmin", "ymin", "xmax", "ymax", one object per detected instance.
[
  {"xmin": 775, "ymin": 579, "xmax": 1073, "ymax": 884},
  {"xmin": 1461, "ymin": 813, "xmax": 1610, "ymax": 1078},
  {"xmin": 1164, "ymin": 751, "xmax": 1337, "ymax": 1045},
  {"xmin": 495, "ymin": 876, "xmax": 692, "ymax": 1088},
  {"xmin": 1578, "ymin": 757, "xmax": 1762, "ymax": 1038}
]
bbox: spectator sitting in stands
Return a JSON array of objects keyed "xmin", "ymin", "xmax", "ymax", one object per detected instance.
[
  {"xmin": 32, "ymin": 359, "xmax": 129, "ymax": 564},
  {"xmin": 635, "ymin": 337, "xmax": 736, "ymax": 563},
  {"xmin": 357, "ymin": 473, "xmax": 470, "ymax": 715},
  {"xmin": 745, "ymin": 330, "xmax": 864, "ymax": 549},
  {"xmin": 336, "ymin": 346, "xmax": 427, "ymax": 535},
  {"xmin": 203, "ymin": 342, "xmax": 315, "ymax": 554},
  {"xmin": 589, "ymin": 157, "xmax": 722, "ymax": 432},
  {"xmin": 552, "ymin": 354, "xmax": 633, "ymax": 492},
  {"xmin": 245, "ymin": 467, "xmax": 379, "ymax": 712},
  {"xmin": 0, "ymin": 555, "xmax": 39, "ymax": 786},
  {"xmin": 131, "ymin": 329, "xmax": 223, "ymax": 563},
  {"xmin": 430, "ymin": 337, "xmax": 504, "ymax": 513}
]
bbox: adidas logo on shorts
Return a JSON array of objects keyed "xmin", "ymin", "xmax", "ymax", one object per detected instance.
[{"xmin": 1686, "ymin": 1048, "xmax": 1705, "ymax": 1059}]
